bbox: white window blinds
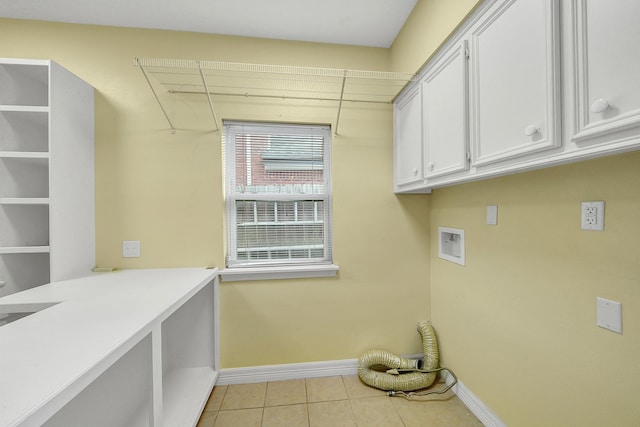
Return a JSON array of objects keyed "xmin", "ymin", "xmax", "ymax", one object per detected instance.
[{"xmin": 224, "ymin": 122, "xmax": 332, "ymax": 267}]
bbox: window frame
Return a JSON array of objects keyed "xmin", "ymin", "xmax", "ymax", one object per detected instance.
[{"xmin": 222, "ymin": 121, "xmax": 337, "ymax": 280}]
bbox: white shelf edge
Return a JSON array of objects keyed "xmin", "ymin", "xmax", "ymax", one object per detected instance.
[
  {"xmin": 0, "ymin": 246, "xmax": 50, "ymax": 254},
  {"xmin": 0, "ymin": 151, "xmax": 49, "ymax": 159},
  {"xmin": 0, "ymin": 198, "xmax": 50, "ymax": 205},
  {"xmin": 0, "ymin": 105, "xmax": 49, "ymax": 112},
  {"xmin": 0, "ymin": 57, "xmax": 50, "ymax": 66},
  {"xmin": 162, "ymin": 367, "xmax": 217, "ymax": 427}
]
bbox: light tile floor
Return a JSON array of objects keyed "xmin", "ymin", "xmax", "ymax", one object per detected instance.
[{"xmin": 197, "ymin": 375, "xmax": 484, "ymax": 427}]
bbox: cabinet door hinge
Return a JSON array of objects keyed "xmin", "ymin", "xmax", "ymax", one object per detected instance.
[
  {"xmin": 466, "ymin": 151, "xmax": 471, "ymax": 161},
  {"xmin": 465, "ymin": 48, "xmax": 470, "ymax": 59}
]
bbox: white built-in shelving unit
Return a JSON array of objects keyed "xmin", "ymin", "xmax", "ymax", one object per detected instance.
[
  {"xmin": 0, "ymin": 58, "xmax": 94, "ymax": 296},
  {"xmin": 0, "ymin": 268, "xmax": 219, "ymax": 427}
]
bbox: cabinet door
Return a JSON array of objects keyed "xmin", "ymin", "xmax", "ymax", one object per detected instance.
[
  {"xmin": 469, "ymin": 0, "xmax": 560, "ymax": 166},
  {"xmin": 394, "ymin": 86, "xmax": 423, "ymax": 189},
  {"xmin": 422, "ymin": 41, "xmax": 469, "ymax": 179},
  {"xmin": 571, "ymin": 0, "xmax": 640, "ymax": 143}
]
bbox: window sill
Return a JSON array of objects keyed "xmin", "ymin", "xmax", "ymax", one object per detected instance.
[{"xmin": 220, "ymin": 264, "xmax": 339, "ymax": 282}]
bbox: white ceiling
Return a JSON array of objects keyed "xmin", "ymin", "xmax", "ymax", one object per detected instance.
[{"xmin": 0, "ymin": 0, "xmax": 417, "ymax": 48}]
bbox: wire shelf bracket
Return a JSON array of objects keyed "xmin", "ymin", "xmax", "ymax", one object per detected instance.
[{"xmin": 137, "ymin": 60, "xmax": 176, "ymax": 134}]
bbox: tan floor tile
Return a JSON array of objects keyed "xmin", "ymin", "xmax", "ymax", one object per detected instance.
[
  {"xmin": 262, "ymin": 404, "xmax": 309, "ymax": 427},
  {"xmin": 213, "ymin": 408, "xmax": 263, "ymax": 427},
  {"xmin": 265, "ymin": 379, "xmax": 307, "ymax": 406},
  {"xmin": 391, "ymin": 393, "xmax": 484, "ymax": 427},
  {"xmin": 198, "ymin": 377, "xmax": 482, "ymax": 427},
  {"xmin": 204, "ymin": 385, "xmax": 227, "ymax": 412},
  {"xmin": 220, "ymin": 383, "xmax": 267, "ymax": 410},
  {"xmin": 342, "ymin": 374, "xmax": 387, "ymax": 399},
  {"xmin": 308, "ymin": 400, "xmax": 356, "ymax": 427},
  {"xmin": 306, "ymin": 376, "xmax": 348, "ymax": 402},
  {"xmin": 196, "ymin": 411, "xmax": 218, "ymax": 427},
  {"xmin": 350, "ymin": 396, "xmax": 405, "ymax": 427}
]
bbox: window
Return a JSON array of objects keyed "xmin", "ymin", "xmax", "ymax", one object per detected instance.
[{"xmin": 224, "ymin": 121, "xmax": 332, "ymax": 269}]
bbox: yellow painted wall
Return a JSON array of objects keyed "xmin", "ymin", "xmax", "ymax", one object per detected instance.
[
  {"xmin": 391, "ymin": 0, "xmax": 481, "ymax": 73},
  {"xmin": 0, "ymin": 19, "xmax": 430, "ymax": 367},
  {"xmin": 429, "ymin": 152, "xmax": 640, "ymax": 426}
]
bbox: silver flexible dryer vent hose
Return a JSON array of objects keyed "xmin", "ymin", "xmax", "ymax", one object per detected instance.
[{"xmin": 358, "ymin": 321, "xmax": 452, "ymax": 395}]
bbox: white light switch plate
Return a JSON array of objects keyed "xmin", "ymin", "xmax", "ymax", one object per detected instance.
[
  {"xmin": 123, "ymin": 240, "xmax": 141, "ymax": 258},
  {"xmin": 487, "ymin": 205, "xmax": 498, "ymax": 225},
  {"xmin": 596, "ymin": 297, "xmax": 622, "ymax": 334}
]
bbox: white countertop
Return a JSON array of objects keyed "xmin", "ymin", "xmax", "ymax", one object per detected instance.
[{"xmin": 0, "ymin": 268, "xmax": 218, "ymax": 427}]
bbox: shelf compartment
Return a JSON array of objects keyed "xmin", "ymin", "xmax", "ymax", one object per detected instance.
[
  {"xmin": 161, "ymin": 281, "xmax": 216, "ymax": 425},
  {"xmin": 0, "ymin": 203, "xmax": 49, "ymax": 249},
  {"xmin": 162, "ymin": 367, "xmax": 218, "ymax": 427},
  {"xmin": 0, "ymin": 156, "xmax": 49, "ymax": 199},
  {"xmin": 0, "ymin": 252, "xmax": 50, "ymax": 297},
  {"xmin": 0, "ymin": 110, "xmax": 49, "ymax": 153},
  {"xmin": 43, "ymin": 334, "xmax": 154, "ymax": 427},
  {"xmin": 0, "ymin": 62, "xmax": 49, "ymax": 107}
]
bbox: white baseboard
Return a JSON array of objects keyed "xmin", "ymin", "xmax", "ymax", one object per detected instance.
[
  {"xmin": 217, "ymin": 359, "xmax": 359, "ymax": 385},
  {"xmin": 217, "ymin": 358, "xmax": 506, "ymax": 427},
  {"xmin": 443, "ymin": 371, "xmax": 507, "ymax": 427}
]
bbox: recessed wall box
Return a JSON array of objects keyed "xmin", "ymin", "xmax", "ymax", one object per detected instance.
[{"xmin": 438, "ymin": 227, "xmax": 465, "ymax": 265}]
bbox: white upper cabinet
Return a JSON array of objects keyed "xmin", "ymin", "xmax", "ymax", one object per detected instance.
[
  {"xmin": 469, "ymin": 0, "xmax": 561, "ymax": 167},
  {"xmin": 570, "ymin": 0, "xmax": 640, "ymax": 144},
  {"xmin": 393, "ymin": 85, "xmax": 425, "ymax": 192},
  {"xmin": 393, "ymin": 0, "xmax": 640, "ymax": 193},
  {"xmin": 422, "ymin": 41, "xmax": 470, "ymax": 179}
]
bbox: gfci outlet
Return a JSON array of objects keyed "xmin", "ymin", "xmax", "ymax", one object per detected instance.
[
  {"xmin": 122, "ymin": 240, "xmax": 141, "ymax": 258},
  {"xmin": 581, "ymin": 201, "xmax": 605, "ymax": 231}
]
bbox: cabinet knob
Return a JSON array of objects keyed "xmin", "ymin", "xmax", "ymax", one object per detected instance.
[
  {"xmin": 524, "ymin": 125, "xmax": 539, "ymax": 137},
  {"xmin": 427, "ymin": 162, "xmax": 435, "ymax": 171},
  {"xmin": 0, "ymin": 280, "xmax": 5, "ymax": 287},
  {"xmin": 412, "ymin": 168, "xmax": 418, "ymax": 176},
  {"xmin": 590, "ymin": 98, "xmax": 609, "ymax": 114}
]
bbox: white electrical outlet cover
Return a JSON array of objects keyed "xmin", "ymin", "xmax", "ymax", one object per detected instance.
[
  {"xmin": 581, "ymin": 201, "xmax": 605, "ymax": 231},
  {"xmin": 123, "ymin": 240, "xmax": 141, "ymax": 258},
  {"xmin": 596, "ymin": 297, "xmax": 622, "ymax": 334}
]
